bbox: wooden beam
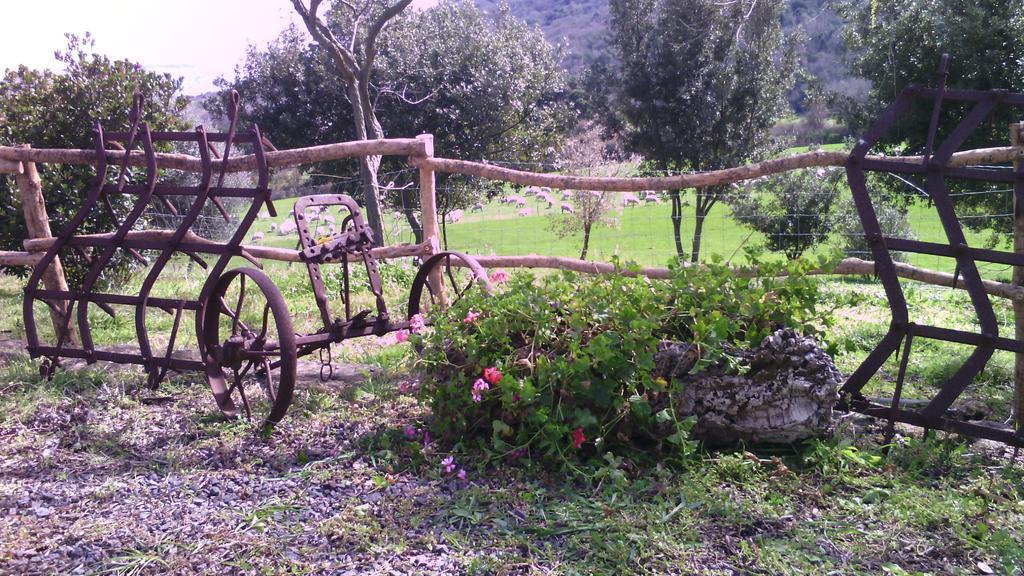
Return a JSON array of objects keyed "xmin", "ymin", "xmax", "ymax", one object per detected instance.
[
  {"xmin": 1011, "ymin": 121, "xmax": 1024, "ymax": 429},
  {"xmin": 15, "ymin": 147, "xmax": 77, "ymax": 344},
  {"xmin": 0, "ymin": 158, "xmax": 22, "ymax": 174},
  {"xmin": 413, "ymin": 145, "xmax": 1024, "ymax": 192},
  {"xmin": 415, "ymin": 134, "xmax": 446, "ymax": 305},
  {"xmin": 24, "ymin": 229, "xmax": 432, "ymax": 264},
  {"xmin": 0, "ymin": 250, "xmax": 42, "ymax": 267},
  {"xmin": 2, "ymin": 136, "xmax": 1018, "ymax": 186},
  {"xmin": 0, "ymin": 138, "xmax": 427, "ymax": 174}
]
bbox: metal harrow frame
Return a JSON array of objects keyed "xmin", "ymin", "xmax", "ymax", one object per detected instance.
[
  {"xmin": 841, "ymin": 60, "xmax": 1024, "ymax": 447},
  {"xmin": 23, "ymin": 92, "xmax": 491, "ymax": 430}
]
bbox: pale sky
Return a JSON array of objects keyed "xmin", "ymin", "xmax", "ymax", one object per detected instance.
[{"xmin": 0, "ymin": 0, "xmax": 438, "ymax": 95}]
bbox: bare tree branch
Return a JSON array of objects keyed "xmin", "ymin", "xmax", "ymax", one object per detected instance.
[{"xmin": 291, "ymin": 0, "xmax": 360, "ymax": 81}]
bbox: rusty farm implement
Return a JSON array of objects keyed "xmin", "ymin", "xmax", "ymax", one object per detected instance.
[{"xmin": 19, "ymin": 92, "xmax": 491, "ymax": 431}]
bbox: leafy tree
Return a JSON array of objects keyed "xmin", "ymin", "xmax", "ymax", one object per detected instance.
[
  {"xmin": 0, "ymin": 34, "xmax": 188, "ymax": 285},
  {"xmin": 380, "ymin": 2, "xmax": 569, "ymax": 167},
  {"xmin": 218, "ymin": 1, "xmax": 570, "ymax": 243},
  {"xmin": 609, "ymin": 0, "xmax": 797, "ymax": 262},
  {"xmin": 379, "ymin": 1, "xmax": 571, "ymax": 242},
  {"xmin": 833, "ymin": 0, "xmax": 1024, "ymax": 235},
  {"xmin": 729, "ymin": 168, "xmax": 841, "ymax": 260}
]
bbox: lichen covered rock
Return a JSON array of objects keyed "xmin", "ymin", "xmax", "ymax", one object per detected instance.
[{"xmin": 658, "ymin": 329, "xmax": 841, "ymax": 446}]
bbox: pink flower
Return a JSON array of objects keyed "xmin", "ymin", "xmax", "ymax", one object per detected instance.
[
  {"xmin": 403, "ymin": 425, "xmax": 417, "ymax": 439},
  {"xmin": 457, "ymin": 469, "xmax": 467, "ymax": 481},
  {"xmin": 441, "ymin": 455, "xmax": 456, "ymax": 474},
  {"xmin": 409, "ymin": 313, "xmax": 426, "ymax": 334},
  {"xmin": 471, "ymin": 378, "xmax": 490, "ymax": 402},
  {"xmin": 394, "ymin": 329, "xmax": 410, "ymax": 343},
  {"xmin": 572, "ymin": 427, "xmax": 586, "ymax": 450},
  {"xmin": 483, "ymin": 367, "xmax": 502, "ymax": 385},
  {"xmin": 489, "ymin": 269, "xmax": 509, "ymax": 284},
  {"xmin": 463, "ymin": 310, "xmax": 482, "ymax": 324}
]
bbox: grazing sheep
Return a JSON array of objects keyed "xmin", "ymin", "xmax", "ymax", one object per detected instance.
[
  {"xmin": 393, "ymin": 211, "xmax": 404, "ymax": 219},
  {"xmin": 644, "ymin": 191, "xmax": 660, "ymax": 203},
  {"xmin": 269, "ymin": 223, "xmax": 278, "ymax": 232},
  {"xmin": 561, "ymin": 190, "xmax": 573, "ymax": 200},
  {"xmin": 323, "ymin": 214, "xmax": 336, "ymax": 223},
  {"xmin": 523, "ymin": 186, "xmax": 539, "ymax": 196},
  {"xmin": 622, "ymin": 193, "xmax": 640, "ymax": 207},
  {"xmin": 258, "ymin": 210, "xmax": 270, "ymax": 219},
  {"xmin": 250, "ymin": 232, "xmax": 264, "ymax": 241},
  {"xmin": 514, "ymin": 197, "xmax": 527, "ymax": 208},
  {"xmin": 517, "ymin": 208, "xmax": 532, "ymax": 217},
  {"xmin": 560, "ymin": 203, "xmax": 574, "ymax": 214},
  {"xmin": 279, "ymin": 220, "xmax": 298, "ymax": 235},
  {"xmin": 471, "ymin": 202, "xmax": 484, "ymax": 212},
  {"xmin": 447, "ymin": 209, "xmax": 464, "ymax": 224},
  {"xmin": 536, "ymin": 191, "xmax": 552, "ymax": 204}
]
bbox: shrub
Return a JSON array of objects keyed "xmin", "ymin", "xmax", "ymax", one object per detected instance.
[
  {"xmin": 832, "ymin": 195, "xmax": 916, "ymax": 262},
  {"xmin": 729, "ymin": 168, "xmax": 842, "ymax": 260},
  {"xmin": 411, "ymin": 254, "xmax": 832, "ymax": 468}
]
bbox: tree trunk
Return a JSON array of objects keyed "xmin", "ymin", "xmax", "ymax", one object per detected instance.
[
  {"xmin": 657, "ymin": 329, "xmax": 840, "ymax": 446},
  {"xmin": 345, "ymin": 84, "xmax": 385, "ymax": 247},
  {"xmin": 580, "ymin": 224, "xmax": 592, "ymax": 260},
  {"xmin": 402, "ymin": 187, "xmax": 423, "ymax": 244},
  {"xmin": 690, "ymin": 200, "xmax": 707, "ymax": 263},
  {"xmin": 669, "ymin": 189, "xmax": 684, "ymax": 258},
  {"xmin": 690, "ymin": 187, "xmax": 718, "ymax": 264}
]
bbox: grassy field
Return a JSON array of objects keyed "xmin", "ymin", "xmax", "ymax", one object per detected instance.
[{"xmin": 245, "ymin": 190, "xmax": 1012, "ymax": 279}]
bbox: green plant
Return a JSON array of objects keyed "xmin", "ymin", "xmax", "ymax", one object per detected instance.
[
  {"xmin": 413, "ymin": 253, "xmax": 831, "ymax": 470},
  {"xmin": 832, "ymin": 193, "xmax": 916, "ymax": 262},
  {"xmin": 729, "ymin": 167, "xmax": 843, "ymax": 260},
  {"xmin": 0, "ymin": 33, "xmax": 189, "ymax": 287}
]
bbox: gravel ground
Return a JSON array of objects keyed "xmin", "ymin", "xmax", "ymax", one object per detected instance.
[{"xmin": 0, "ymin": 347, "xmax": 500, "ymax": 575}]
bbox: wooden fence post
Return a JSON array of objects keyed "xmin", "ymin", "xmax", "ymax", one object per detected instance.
[
  {"xmin": 1012, "ymin": 122, "xmax": 1024, "ymax": 430},
  {"xmin": 14, "ymin": 145, "xmax": 78, "ymax": 345},
  {"xmin": 415, "ymin": 134, "xmax": 446, "ymax": 308}
]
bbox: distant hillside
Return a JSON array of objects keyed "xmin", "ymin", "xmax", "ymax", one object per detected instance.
[
  {"xmin": 473, "ymin": 0, "xmax": 609, "ymax": 72},
  {"xmin": 473, "ymin": 0, "xmax": 860, "ymax": 106}
]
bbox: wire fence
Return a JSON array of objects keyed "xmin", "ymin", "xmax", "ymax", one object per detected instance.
[{"xmin": 146, "ymin": 159, "xmax": 1018, "ymax": 283}]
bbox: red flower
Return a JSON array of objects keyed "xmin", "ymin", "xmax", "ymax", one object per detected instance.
[
  {"xmin": 483, "ymin": 366, "xmax": 503, "ymax": 385},
  {"xmin": 572, "ymin": 427, "xmax": 586, "ymax": 449}
]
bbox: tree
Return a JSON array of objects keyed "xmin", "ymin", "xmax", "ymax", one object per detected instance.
[
  {"xmin": 290, "ymin": 0, "xmax": 414, "ymax": 247},
  {"xmin": 378, "ymin": 1, "xmax": 571, "ymax": 243},
  {"xmin": 609, "ymin": 0, "xmax": 797, "ymax": 262},
  {"xmin": 833, "ymin": 0, "xmax": 1024, "ymax": 235},
  {"xmin": 219, "ymin": 1, "xmax": 571, "ymax": 243},
  {"xmin": 729, "ymin": 168, "xmax": 841, "ymax": 260},
  {"xmin": 548, "ymin": 123, "xmax": 622, "ymax": 259},
  {"xmin": 0, "ymin": 34, "xmax": 188, "ymax": 285}
]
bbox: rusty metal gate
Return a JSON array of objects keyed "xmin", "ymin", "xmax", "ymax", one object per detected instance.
[{"xmin": 841, "ymin": 57, "xmax": 1024, "ymax": 447}]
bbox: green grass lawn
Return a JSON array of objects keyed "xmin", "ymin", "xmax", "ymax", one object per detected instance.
[{"xmin": 248, "ymin": 187, "xmax": 1010, "ymax": 278}]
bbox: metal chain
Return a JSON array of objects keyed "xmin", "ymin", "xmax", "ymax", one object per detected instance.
[{"xmin": 319, "ymin": 345, "xmax": 333, "ymax": 382}]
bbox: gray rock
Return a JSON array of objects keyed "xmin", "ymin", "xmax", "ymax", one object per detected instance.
[{"xmin": 663, "ymin": 329, "xmax": 841, "ymax": 446}]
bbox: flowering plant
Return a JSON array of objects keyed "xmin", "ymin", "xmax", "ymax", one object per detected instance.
[{"xmin": 413, "ymin": 254, "xmax": 830, "ymax": 467}]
